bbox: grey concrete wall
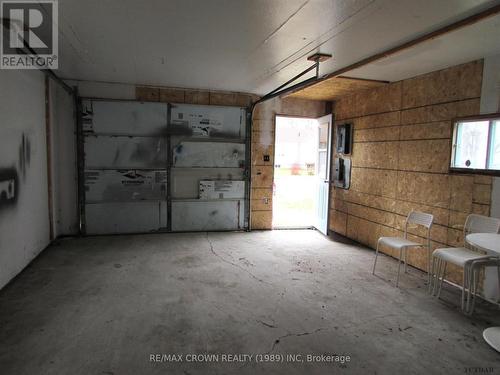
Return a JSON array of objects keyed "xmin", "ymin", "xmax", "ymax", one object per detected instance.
[{"xmin": 0, "ymin": 70, "xmax": 50, "ymax": 289}]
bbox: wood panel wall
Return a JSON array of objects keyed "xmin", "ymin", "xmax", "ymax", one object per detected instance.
[
  {"xmin": 136, "ymin": 86, "xmax": 259, "ymax": 107},
  {"xmin": 330, "ymin": 60, "xmax": 489, "ymax": 284},
  {"xmin": 251, "ymin": 97, "xmax": 327, "ymax": 229}
]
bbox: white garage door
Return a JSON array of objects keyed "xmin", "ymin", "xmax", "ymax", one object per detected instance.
[{"xmin": 79, "ymin": 100, "xmax": 249, "ymax": 234}]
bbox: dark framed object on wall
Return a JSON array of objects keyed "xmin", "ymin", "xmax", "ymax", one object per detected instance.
[
  {"xmin": 333, "ymin": 122, "xmax": 352, "ymax": 190},
  {"xmin": 336, "ymin": 122, "xmax": 353, "ymax": 155}
]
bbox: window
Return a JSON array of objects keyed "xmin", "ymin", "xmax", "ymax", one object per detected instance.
[{"xmin": 451, "ymin": 115, "xmax": 500, "ymax": 173}]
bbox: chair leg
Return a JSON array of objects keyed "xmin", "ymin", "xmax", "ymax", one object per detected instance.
[
  {"xmin": 462, "ymin": 264, "xmax": 472, "ymax": 314},
  {"xmin": 468, "ymin": 267, "xmax": 480, "ymax": 316},
  {"xmin": 428, "ymin": 256, "xmax": 435, "ymax": 293},
  {"xmin": 431, "ymin": 256, "xmax": 439, "ymax": 294},
  {"xmin": 372, "ymin": 241, "xmax": 380, "ymax": 275},
  {"xmin": 497, "ymin": 265, "xmax": 500, "ymax": 292},
  {"xmin": 396, "ymin": 248, "xmax": 403, "ymax": 287},
  {"xmin": 432, "ymin": 256, "xmax": 439, "ymax": 293},
  {"xmin": 431, "ymin": 258, "xmax": 437, "ymax": 295},
  {"xmin": 404, "ymin": 248, "xmax": 408, "ymax": 273},
  {"xmin": 437, "ymin": 262, "xmax": 446, "ymax": 298},
  {"xmin": 432, "ymin": 258, "xmax": 442, "ymax": 296},
  {"xmin": 461, "ymin": 268, "xmax": 467, "ymax": 312},
  {"xmin": 497, "ymin": 265, "xmax": 500, "ymax": 307},
  {"xmin": 497, "ymin": 265, "xmax": 500, "ymax": 305},
  {"xmin": 427, "ymin": 247, "xmax": 431, "ymax": 285},
  {"xmin": 465, "ymin": 264, "xmax": 470, "ymax": 313},
  {"xmin": 466, "ymin": 265, "xmax": 475, "ymax": 315}
]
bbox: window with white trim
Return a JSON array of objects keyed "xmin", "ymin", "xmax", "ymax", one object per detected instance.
[{"xmin": 451, "ymin": 115, "xmax": 500, "ymax": 172}]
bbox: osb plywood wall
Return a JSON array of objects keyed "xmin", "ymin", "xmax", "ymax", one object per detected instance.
[
  {"xmin": 136, "ymin": 86, "xmax": 259, "ymax": 107},
  {"xmin": 330, "ymin": 60, "xmax": 489, "ymax": 284},
  {"xmin": 251, "ymin": 97, "xmax": 327, "ymax": 229}
]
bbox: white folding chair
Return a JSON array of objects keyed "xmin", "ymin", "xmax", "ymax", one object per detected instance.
[
  {"xmin": 430, "ymin": 214, "xmax": 500, "ymax": 313},
  {"xmin": 466, "ymin": 257, "xmax": 500, "ymax": 315},
  {"xmin": 372, "ymin": 211, "xmax": 434, "ymax": 287}
]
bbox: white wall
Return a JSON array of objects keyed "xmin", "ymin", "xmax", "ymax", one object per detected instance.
[
  {"xmin": 480, "ymin": 55, "xmax": 500, "ymax": 218},
  {"xmin": 0, "ymin": 70, "xmax": 50, "ymax": 289},
  {"xmin": 52, "ymin": 79, "xmax": 137, "ymax": 235},
  {"xmin": 49, "ymin": 80, "xmax": 79, "ymax": 236}
]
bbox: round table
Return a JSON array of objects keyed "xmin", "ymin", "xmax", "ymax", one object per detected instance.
[
  {"xmin": 466, "ymin": 233, "xmax": 500, "ymax": 255},
  {"xmin": 465, "ymin": 233, "xmax": 500, "ymax": 353}
]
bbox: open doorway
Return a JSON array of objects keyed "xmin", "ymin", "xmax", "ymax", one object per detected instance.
[
  {"xmin": 273, "ymin": 116, "xmax": 318, "ymax": 228},
  {"xmin": 273, "ymin": 114, "xmax": 332, "ymax": 232}
]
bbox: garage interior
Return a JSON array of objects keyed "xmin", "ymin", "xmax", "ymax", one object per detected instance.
[{"xmin": 1, "ymin": 1, "xmax": 500, "ymax": 374}]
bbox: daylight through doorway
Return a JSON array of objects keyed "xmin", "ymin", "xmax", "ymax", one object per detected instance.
[{"xmin": 273, "ymin": 116, "xmax": 318, "ymax": 228}]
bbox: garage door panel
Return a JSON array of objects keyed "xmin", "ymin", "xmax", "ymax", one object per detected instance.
[
  {"xmin": 85, "ymin": 201, "xmax": 168, "ymax": 234},
  {"xmin": 83, "ymin": 100, "xmax": 168, "ymax": 135},
  {"xmin": 85, "ymin": 135, "xmax": 167, "ymax": 169},
  {"xmin": 85, "ymin": 170, "xmax": 167, "ymax": 202},
  {"xmin": 171, "ymin": 200, "xmax": 244, "ymax": 231},
  {"xmin": 172, "ymin": 142, "xmax": 245, "ymax": 168},
  {"xmin": 171, "ymin": 168, "xmax": 244, "ymax": 199},
  {"xmin": 170, "ymin": 104, "xmax": 245, "ymax": 138},
  {"xmin": 81, "ymin": 100, "xmax": 248, "ymax": 234}
]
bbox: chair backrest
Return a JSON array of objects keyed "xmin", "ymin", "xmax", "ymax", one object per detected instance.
[
  {"xmin": 464, "ymin": 214, "xmax": 500, "ymax": 235},
  {"xmin": 405, "ymin": 211, "xmax": 434, "ymax": 248},
  {"xmin": 406, "ymin": 211, "xmax": 434, "ymax": 229}
]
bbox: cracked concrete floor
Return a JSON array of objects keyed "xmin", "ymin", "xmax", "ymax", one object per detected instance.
[{"xmin": 1, "ymin": 230, "xmax": 499, "ymax": 375}]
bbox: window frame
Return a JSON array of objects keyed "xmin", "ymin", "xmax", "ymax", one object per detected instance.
[{"xmin": 450, "ymin": 112, "xmax": 500, "ymax": 176}]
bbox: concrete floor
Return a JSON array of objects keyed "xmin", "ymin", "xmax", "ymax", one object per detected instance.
[{"xmin": 0, "ymin": 230, "xmax": 499, "ymax": 375}]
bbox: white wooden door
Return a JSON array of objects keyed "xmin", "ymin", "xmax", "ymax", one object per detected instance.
[{"xmin": 315, "ymin": 114, "xmax": 332, "ymax": 235}]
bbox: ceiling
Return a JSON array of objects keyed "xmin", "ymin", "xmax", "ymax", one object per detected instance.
[
  {"xmin": 347, "ymin": 12, "xmax": 500, "ymax": 81},
  {"xmin": 54, "ymin": 0, "xmax": 500, "ymax": 95}
]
